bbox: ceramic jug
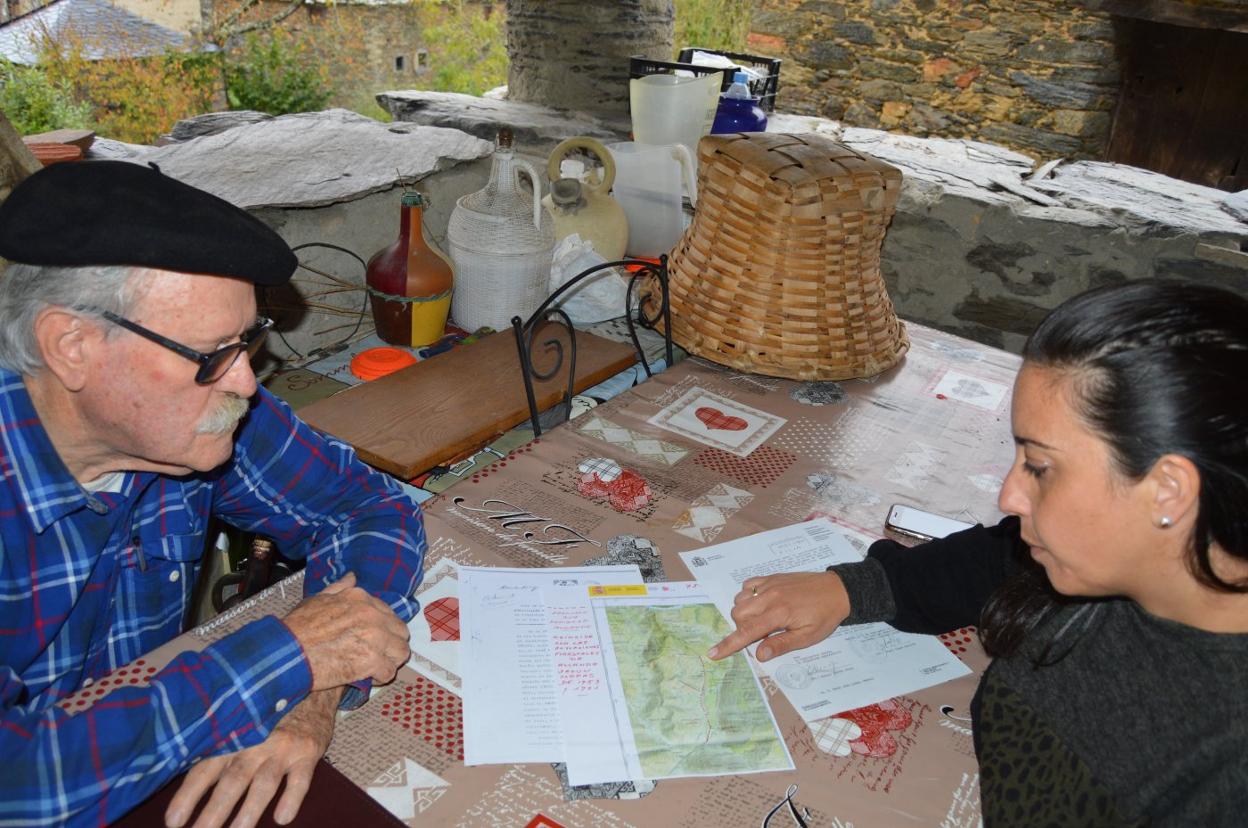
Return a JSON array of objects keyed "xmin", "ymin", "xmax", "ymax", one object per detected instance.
[
  {"xmin": 541, "ymin": 136, "xmax": 628, "ymax": 261},
  {"xmin": 607, "ymin": 141, "xmax": 698, "ymax": 259},
  {"xmin": 446, "ymin": 128, "xmax": 555, "ymax": 331}
]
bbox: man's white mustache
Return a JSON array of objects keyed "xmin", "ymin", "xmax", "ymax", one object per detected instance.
[{"xmin": 196, "ymin": 394, "xmax": 251, "ymax": 435}]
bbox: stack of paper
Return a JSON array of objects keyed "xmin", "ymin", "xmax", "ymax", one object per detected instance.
[{"xmin": 458, "ymin": 566, "xmax": 793, "ymax": 785}]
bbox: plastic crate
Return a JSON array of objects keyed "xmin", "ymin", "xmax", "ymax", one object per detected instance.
[
  {"xmin": 681, "ymin": 47, "xmax": 781, "ymax": 112},
  {"xmin": 629, "ymin": 52, "xmax": 781, "ymax": 113},
  {"xmin": 629, "ymin": 51, "xmax": 781, "ymax": 112}
]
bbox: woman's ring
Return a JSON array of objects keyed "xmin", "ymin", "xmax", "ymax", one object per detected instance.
[{"xmin": 751, "ymin": 585, "xmax": 759, "ymax": 598}]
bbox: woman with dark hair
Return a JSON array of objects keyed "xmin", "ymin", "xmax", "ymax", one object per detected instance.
[{"xmin": 709, "ymin": 280, "xmax": 1248, "ymax": 826}]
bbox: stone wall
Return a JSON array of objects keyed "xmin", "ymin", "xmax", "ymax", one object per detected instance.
[
  {"xmin": 747, "ymin": 0, "xmax": 1123, "ymax": 161},
  {"xmin": 379, "ymin": 91, "xmax": 1248, "ymax": 354}
]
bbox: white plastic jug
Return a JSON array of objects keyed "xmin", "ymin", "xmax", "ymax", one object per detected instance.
[
  {"xmin": 607, "ymin": 141, "xmax": 698, "ymax": 259},
  {"xmin": 629, "ymin": 73, "xmax": 721, "ymax": 163}
]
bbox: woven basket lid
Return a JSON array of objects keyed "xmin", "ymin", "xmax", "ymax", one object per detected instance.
[{"xmin": 664, "ymin": 132, "xmax": 909, "ymax": 381}]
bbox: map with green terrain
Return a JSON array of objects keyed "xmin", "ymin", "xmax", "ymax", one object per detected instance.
[{"xmin": 604, "ymin": 602, "xmax": 791, "ymax": 778}]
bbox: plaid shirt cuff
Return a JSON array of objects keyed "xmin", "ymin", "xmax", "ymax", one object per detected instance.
[{"xmin": 204, "ymin": 614, "xmax": 314, "ymax": 746}]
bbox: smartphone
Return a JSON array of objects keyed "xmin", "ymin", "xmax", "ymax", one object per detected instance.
[{"xmin": 885, "ymin": 504, "xmax": 975, "ymax": 542}]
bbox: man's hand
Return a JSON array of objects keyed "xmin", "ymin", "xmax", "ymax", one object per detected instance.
[
  {"xmin": 281, "ymin": 571, "xmax": 411, "ymax": 690},
  {"xmin": 707, "ymin": 571, "xmax": 851, "ymax": 662},
  {"xmin": 165, "ymin": 688, "xmax": 339, "ymax": 828}
]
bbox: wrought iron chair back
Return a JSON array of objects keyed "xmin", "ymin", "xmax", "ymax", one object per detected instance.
[{"xmin": 511, "ymin": 256, "xmax": 672, "ymax": 436}]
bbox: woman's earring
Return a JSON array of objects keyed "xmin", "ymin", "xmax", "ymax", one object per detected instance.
[{"xmin": 1157, "ymin": 516, "xmax": 1173, "ymax": 529}]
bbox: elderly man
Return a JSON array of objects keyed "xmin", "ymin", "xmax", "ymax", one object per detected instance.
[{"xmin": 0, "ymin": 161, "xmax": 424, "ymax": 827}]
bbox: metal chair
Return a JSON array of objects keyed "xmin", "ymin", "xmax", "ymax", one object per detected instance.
[{"xmin": 511, "ymin": 255, "xmax": 673, "ymax": 436}]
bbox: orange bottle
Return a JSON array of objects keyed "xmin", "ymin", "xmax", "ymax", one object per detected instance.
[{"xmin": 365, "ymin": 192, "xmax": 454, "ymax": 347}]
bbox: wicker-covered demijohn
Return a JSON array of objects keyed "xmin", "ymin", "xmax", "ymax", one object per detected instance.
[{"xmin": 663, "ymin": 132, "xmax": 908, "ymax": 381}]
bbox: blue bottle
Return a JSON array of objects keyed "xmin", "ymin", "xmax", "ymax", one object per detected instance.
[{"xmin": 710, "ymin": 71, "xmax": 768, "ymax": 134}]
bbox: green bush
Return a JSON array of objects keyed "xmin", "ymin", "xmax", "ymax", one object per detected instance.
[
  {"xmin": 0, "ymin": 59, "xmax": 93, "ymax": 135},
  {"xmin": 225, "ymin": 31, "xmax": 332, "ymax": 115},
  {"xmin": 674, "ymin": 0, "xmax": 753, "ymax": 54}
]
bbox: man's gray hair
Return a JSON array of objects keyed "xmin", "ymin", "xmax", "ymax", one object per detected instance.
[{"xmin": 0, "ymin": 262, "xmax": 141, "ymax": 375}]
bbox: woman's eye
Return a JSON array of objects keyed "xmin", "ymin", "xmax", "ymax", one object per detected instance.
[{"xmin": 1022, "ymin": 461, "xmax": 1048, "ymax": 479}]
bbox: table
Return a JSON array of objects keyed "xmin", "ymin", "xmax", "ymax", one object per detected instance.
[
  {"xmin": 83, "ymin": 321, "xmax": 1022, "ymax": 827},
  {"xmin": 297, "ymin": 326, "xmax": 637, "ymax": 479}
]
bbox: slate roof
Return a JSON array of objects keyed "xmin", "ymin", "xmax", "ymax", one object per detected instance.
[{"xmin": 0, "ymin": 0, "xmax": 211, "ymax": 65}]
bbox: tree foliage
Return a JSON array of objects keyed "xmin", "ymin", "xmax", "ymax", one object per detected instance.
[
  {"xmin": 0, "ymin": 58, "xmax": 92, "ymax": 135},
  {"xmin": 224, "ymin": 29, "xmax": 332, "ymax": 115},
  {"xmin": 415, "ymin": 1, "xmax": 508, "ymax": 96}
]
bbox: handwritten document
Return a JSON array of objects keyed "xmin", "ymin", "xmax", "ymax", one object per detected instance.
[
  {"xmin": 459, "ymin": 565, "xmax": 642, "ymax": 765},
  {"xmin": 680, "ymin": 519, "xmax": 971, "ymax": 722},
  {"xmin": 550, "ymin": 582, "xmax": 793, "ymax": 787}
]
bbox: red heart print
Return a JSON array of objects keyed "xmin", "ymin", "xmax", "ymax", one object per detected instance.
[
  {"xmin": 424, "ymin": 597, "xmax": 460, "ymax": 641},
  {"xmin": 695, "ymin": 406, "xmax": 748, "ymax": 431}
]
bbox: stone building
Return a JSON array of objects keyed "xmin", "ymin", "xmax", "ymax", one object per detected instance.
[{"xmin": 744, "ymin": 0, "xmax": 1248, "ymax": 190}]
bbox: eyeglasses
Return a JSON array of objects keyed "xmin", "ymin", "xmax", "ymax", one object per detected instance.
[{"xmin": 99, "ymin": 311, "xmax": 273, "ymax": 385}]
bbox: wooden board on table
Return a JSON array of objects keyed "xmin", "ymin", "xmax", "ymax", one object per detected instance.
[{"xmin": 297, "ymin": 326, "xmax": 636, "ymax": 479}]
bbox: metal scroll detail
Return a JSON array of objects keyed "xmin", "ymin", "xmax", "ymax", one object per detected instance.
[{"xmin": 511, "ymin": 255, "xmax": 673, "ymax": 436}]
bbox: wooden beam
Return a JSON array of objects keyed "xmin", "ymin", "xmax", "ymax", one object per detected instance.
[{"xmin": 1085, "ymin": 0, "xmax": 1248, "ymax": 33}]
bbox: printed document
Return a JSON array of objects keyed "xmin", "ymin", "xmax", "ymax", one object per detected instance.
[
  {"xmin": 459, "ymin": 565, "xmax": 642, "ymax": 765},
  {"xmin": 680, "ymin": 519, "xmax": 971, "ymax": 722}
]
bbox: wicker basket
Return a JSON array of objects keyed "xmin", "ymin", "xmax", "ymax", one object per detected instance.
[{"xmin": 662, "ymin": 132, "xmax": 908, "ymax": 381}]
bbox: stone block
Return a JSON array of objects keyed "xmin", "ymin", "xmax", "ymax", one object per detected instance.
[
  {"xmin": 904, "ymin": 103, "xmax": 954, "ymax": 132},
  {"xmin": 1009, "ymin": 71, "xmax": 1113, "ymax": 110},
  {"xmin": 859, "ymin": 59, "xmax": 921, "ymax": 83},
  {"xmin": 796, "ymin": 2, "xmax": 847, "ymax": 19},
  {"xmin": 876, "ymin": 48, "xmax": 926, "ymax": 65},
  {"xmin": 754, "ymin": 10, "xmax": 810, "ymax": 38},
  {"xmin": 1050, "ymin": 65, "xmax": 1121, "ymax": 86},
  {"xmin": 835, "ymin": 20, "xmax": 878, "ymax": 45},
  {"xmin": 960, "ymin": 29, "xmax": 1020, "ymax": 58},
  {"xmin": 802, "ymin": 40, "xmax": 855, "ymax": 71},
  {"xmin": 843, "ymin": 101, "xmax": 881, "ymax": 128},
  {"xmin": 1017, "ymin": 39, "xmax": 1113, "ymax": 66},
  {"xmin": 747, "ymin": 32, "xmax": 788, "ymax": 53},
  {"xmin": 880, "ymin": 100, "xmax": 911, "ymax": 127},
  {"xmin": 955, "ymin": 67, "xmax": 982, "ymax": 88},
  {"xmin": 1042, "ymin": 109, "xmax": 1111, "ymax": 138},
  {"xmin": 923, "ymin": 57, "xmax": 959, "ymax": 83},
  {"xmin": 858, "ymin": 78, "xmax": 904, "ymax": 101}
]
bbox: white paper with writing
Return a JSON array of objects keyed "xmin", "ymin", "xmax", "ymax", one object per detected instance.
[
  {"xmin": 459, "ymin": 565, "xmax": 642, "ymax": 765},
  {"xmin": 681, "ymin": 519, "xmax": 971, "ymax": 721}
]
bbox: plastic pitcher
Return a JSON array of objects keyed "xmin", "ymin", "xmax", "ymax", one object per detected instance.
[
  {"xmin": 629, "ymin": 73, "xmax": 721, "ymax": 162},
  {"xmin": 607, "ymin": 141, "xmax": 698, "ymax": 258}
]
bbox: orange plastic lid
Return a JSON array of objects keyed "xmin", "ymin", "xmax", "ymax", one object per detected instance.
[{"xmin": 350, "ymin": 347, "xmax": 417, "ymax": 381}]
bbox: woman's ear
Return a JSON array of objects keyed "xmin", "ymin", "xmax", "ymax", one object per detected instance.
[
  {"xmin": 33, "ymin": 309, "xmax": 98, "ymax": 392},
  {"xmin": 1148, "ymin": 453, "xmax": 1201, "ymax": 530}
]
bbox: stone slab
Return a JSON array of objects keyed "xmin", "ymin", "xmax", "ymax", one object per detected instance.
[{"xmin": 92, "ymin": 109, "xmax": 492, "ymax": 210}]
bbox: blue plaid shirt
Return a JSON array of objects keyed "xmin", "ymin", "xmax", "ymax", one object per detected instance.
[{"xmin": 0, "ymin": 368, "xmax": 425, "ymax": 826}]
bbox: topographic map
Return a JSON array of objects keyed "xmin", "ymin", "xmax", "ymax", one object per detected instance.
[{"xmin": 604, "ymin": 603, "xmax": 791, "ymax": 778}]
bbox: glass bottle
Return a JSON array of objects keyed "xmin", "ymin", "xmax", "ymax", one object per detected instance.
[
  {"xmin": 445, "ymin": 128, "xmax": 555, "ymax": 332},
  {"xmin": 365, "ymin": 191, "xmax": 454, "ymax": 347}
]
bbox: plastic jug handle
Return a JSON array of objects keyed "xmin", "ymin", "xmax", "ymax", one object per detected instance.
[
  {"xmin": 671, "ymin": 143, "xmax": 698, "ymax": 208},
  {"xmin": 546, "ymin": 136, "xmax": 616, "ymax": 194},
  {"xmin": 515, "ymin": 159, "xmax": 544, "ymax": 229}
]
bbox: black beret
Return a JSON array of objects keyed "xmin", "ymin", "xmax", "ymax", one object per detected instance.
[{"xmin": 0, "ymin": 160, "xmax": 297, "ymax": 285}]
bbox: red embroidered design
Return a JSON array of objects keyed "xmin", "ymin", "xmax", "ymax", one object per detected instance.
[
  {"xmin": 695, "ymin": 406, "xmax": 749, "ymax": 431},
  {"xmin": 423, "ymin": 597, "xmax": 460, "ymax": 641},
  {"xmin": 838, "ymin": 699, "xmax": 913, "ymax": 758}
]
